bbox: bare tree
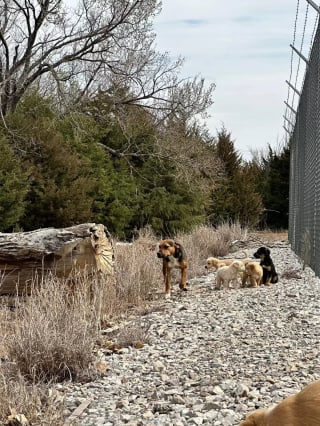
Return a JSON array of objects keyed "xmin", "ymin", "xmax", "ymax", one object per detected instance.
[{"xmin": 0, "ymin": 0, "xmax": 214, "ymax": 123}]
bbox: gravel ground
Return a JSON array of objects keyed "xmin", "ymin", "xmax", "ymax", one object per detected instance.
[{"xmin": 59, "ymin": 241, "xmax": 320, "ymax": 425}]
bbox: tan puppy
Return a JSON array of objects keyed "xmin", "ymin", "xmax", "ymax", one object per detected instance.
[
  {"xmin": 206, "ymin": 256, "xmax": 236, "ymax": 270},
  {"xmin": 216, "ymin": 260, "xmax": 245, "ymax": 289},
  {"xmin": 240, "ymin": 380, "xmax": 320, "ymax": 426},
  {"xmin": 241, "ymin": 262, "xmax": 263, "ymax": 288},
  {"xmin": 205, "ymin": 251, "xmax": 250, "ymax": 271}
]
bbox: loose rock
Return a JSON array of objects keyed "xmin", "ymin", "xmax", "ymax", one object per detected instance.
[{"xmin": 58, "ymin": 242, "xmax": 320, "ymax": 425}]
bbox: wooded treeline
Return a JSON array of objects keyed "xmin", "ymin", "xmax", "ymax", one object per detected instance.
[{"xmin": 0, "ymin": 0, "xmax": 289, "ymax": 238}]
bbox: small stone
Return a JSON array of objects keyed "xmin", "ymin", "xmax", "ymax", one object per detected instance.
[
  {"xmin": 212, "ymin": 385, "xmax": 224, "ymax": 395},
  {"xmin": 59, "ymin": 241, "xmax": 319, "ymax": 426},
  {"xmin": 142, "ymin": 410, "xmax": 154, "ymax": 419}
]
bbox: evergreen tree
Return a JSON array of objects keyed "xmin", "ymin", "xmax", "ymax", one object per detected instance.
[
  {"xmin": 97, "ymin": 112, "xmax": 206, "ymax": 237},
  {"xmin": 4, "ymin": 93, "xmax": 97, "ymax": 230},
  {"xmin": 0, "ymin": 136, "xmax": 29, "ymax": 231},
  {"xmin": 208, "ymin": 128, "xmax": 263, "ymax": 228},
  {"xmin": 135, "ymin": 161, "xmax": 206, "ymax": 236},
  {"xmin": 215, "ymin": 127, "xmax": 242, "ymax": 177},
  {"xmin": 258, "ymin": 144, "xmax": 290, "ymax": 229}
]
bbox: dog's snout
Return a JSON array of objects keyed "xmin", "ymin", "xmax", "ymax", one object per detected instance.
[
  {"xmin": 157, "ymin": 251, "xmax": 163, "ymax": 258},
  {"xmin": 253, "ymin": 252, "xmax": 259, "ymax": 259},
  {"xmin": 205, "ymin": 265, "xmax": 208, "ymax": 269}
]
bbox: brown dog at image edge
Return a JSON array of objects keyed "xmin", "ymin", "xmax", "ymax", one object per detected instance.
[
  {"xmin": 240, "ymin": 380, "xmax": 320, "ymax": 426},
  {"xmin": 157, "ymin": 239, "xmax": 188, "ymax": 299}
]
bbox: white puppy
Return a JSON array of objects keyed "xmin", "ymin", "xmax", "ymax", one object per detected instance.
[{"xmin": 216, "ymin": 260, "xmax": 245, "ymax": 289}]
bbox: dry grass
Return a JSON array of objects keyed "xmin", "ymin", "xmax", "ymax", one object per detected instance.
[
  {"xmin": 0, "ymin": 273, "xmax": 102, "ymax": 424},
  {"xmin": 0, "ymin": 223, "xmax": 251, "ymax": 424},
  {"xmin": 114, "ymin": 227, "xmax": 162, "ymax": 307},
  {"xmin": 6, "ymin": 275, "xmax": 100, "ymax": 383},
  {"xmin": 254, "ymin": 229, "xmax": 288, "ymax": 242},
  {"xmin": 0, "ymin": 370, "xmax": 66, "ymax": 425},
  {"xmin": 112, "ymin": 319, "xmax": 151, "ymax": 348}
]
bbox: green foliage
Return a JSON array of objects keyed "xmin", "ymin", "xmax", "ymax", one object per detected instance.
[
  {"xmin": 4, "ymin": 93, "xmax": 97, "ymax": 229},
  {"xmin": 209, "ymin": 169, "xmax": 263, "ymax": 228},
  {"xmin": 257, "ymin": 144, "xmax": 290, "ymax": 229},
  {"xmin": 136, "ymin": 173, "xmax": 206, "ymax": 236},
  {"xmin": 208, "ymin": 128, "xmax": 263, "ymax": 228},
  {"xmin": 0, "ymin": 136, "xmax": 29, "ymax": 231},
  {"xmin": 215, "ymin": 127, "xmax": 242, "ymax": 177},
  {"xmin": 96, "ymin": 112, "xmax": 206, "ymax": 238},
  {"xmin": 0, "ymin": 91, "xmax": 281, "ymax": 237}
]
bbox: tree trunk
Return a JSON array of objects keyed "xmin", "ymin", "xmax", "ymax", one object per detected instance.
[{"xmin": 0, "ymin": 223, "xmax": 114, "ymax": 295}]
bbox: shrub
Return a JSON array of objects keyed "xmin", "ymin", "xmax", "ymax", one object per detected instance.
[
  {"xmin": 0, "ymin": 370, "xmax": 65, "ymax": 426},
  {"xmin": 114, "ymin": 227, "xmax": 162, "ymax": 306},
  {"xmin": 6, "ymin": 275, "xmax": 100, "ymax": 383}
]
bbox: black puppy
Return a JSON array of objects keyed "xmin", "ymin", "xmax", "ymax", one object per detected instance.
[{"xmin": 253, "ymin": 247, "xmax": 278, "ymax": 285}]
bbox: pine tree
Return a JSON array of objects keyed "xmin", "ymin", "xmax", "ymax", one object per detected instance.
[
  {"xmin": 208, "ymin": 128, "xmax": 263, "ymax": 228},
  {"xmin": 0, "ymin": 136, "xmax": 29, "ymax": 231},
  {"xmin": 215, "ymin": 127, "xmax": 242, "ymax": 177},
  {"xmin": 5, "ymin": 93, "xmax": 97, "ymax": 230},
  {"xmin": 258, "ymin": 144, "xmax": 290, "ymax": 229}
]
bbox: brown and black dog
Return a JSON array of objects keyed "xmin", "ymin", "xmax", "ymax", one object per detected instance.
[
  {"xmin": 157, "ymin": 239, "xmax": 188, "ymax": 299},
  {"xmin": 240, "ymin": 380, "xmax": 320, "ymax": 426},
  {"xmin": 253, "ymin": 247, "xmax": 278, "ymax": 285}
]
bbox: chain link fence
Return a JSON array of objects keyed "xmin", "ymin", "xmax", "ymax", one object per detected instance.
[{"xmin": 289, "ymin": 18, "xmax": 320, "ymax": 275}]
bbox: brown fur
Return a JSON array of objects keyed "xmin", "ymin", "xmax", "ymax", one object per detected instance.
[
  {"xmin": 157, "ymin": 239, "xmax": 188, "ymax": 299},
  {"xmin": 240, "ymin": 380, "xmax": 320, "ymax": 426},
  {"xmin": 241, "ymin": 262, "xmax": 263, "ymax": 288},
  {"xmin": 216, "ymin": 260, "xmax": 245, "ymax": 289}
]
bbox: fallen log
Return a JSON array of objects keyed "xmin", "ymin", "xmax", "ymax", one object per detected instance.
[{"xmin": 0, "ymin": 223, "xmax": 114, "ymax": 295}]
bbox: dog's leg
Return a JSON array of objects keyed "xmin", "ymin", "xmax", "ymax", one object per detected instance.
[
  {"xmin": 229, "ymin": 279, "xmax": 235, "ymax": 289},
  {"xmin": 163, "ymin": 264, "xmax": 171, "ymax": 299},
  {"xmin": 241, "ymin": 273, "xmax": 248, "ymax": 288},
  {"xmin": 250, "ymin": 276, "xmax": 258, "ymax": 287},
  {"xmin": 179, "ymin": 266, "xmax": 188, "ymax": 291},
  {"xmin": 216, "ymin": 276, "xmax": 221, "ymax": 290}
]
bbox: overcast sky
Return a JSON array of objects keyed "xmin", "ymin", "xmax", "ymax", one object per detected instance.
[{"xmin": 154, "ymin": 0, "xmax": 318, "ymax": 160}]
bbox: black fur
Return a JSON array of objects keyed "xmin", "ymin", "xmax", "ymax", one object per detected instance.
[
  {"xmin": 173, "ymin": 242, "xmax": 186, "ymax": 262},
  {"xmin": 253, "ymin": 246, "xmax": 279, "ymax": 284}
]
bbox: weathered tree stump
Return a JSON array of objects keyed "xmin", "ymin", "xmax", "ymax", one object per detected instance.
[{"xmin": 0, "ymin": 223, "xmax": 114, "ymax": 295}]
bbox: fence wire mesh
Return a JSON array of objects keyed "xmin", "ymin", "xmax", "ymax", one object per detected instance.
[{"xmin": 289, "ymin": 18, "xmax": 320, "ymax": 275}]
